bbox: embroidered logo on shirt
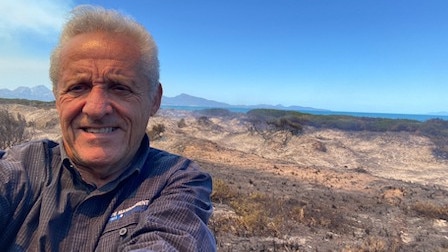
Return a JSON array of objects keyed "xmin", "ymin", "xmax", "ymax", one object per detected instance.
[{"xmin": 108, "ymin": 200, "xmax": 150, "ymax": 223}]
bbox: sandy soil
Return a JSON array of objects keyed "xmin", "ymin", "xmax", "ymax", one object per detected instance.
[
  {"xmin": 3, "ymin": 104, "xmax": 448, "ymax": 251},
  {"xmin": 149, "ymin": 109, "xmax": 448, "ymax": 251}
]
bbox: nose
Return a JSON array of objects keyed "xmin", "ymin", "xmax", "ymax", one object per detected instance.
[{"xmin": 82, "ymin": 86, "xmax": 113, "ymax": 119}]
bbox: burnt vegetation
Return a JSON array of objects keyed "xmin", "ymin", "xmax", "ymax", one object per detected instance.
[
  {"xmin": 0, "ymin": 98, "xmax": 55, "ymax": 109},
  {"xmin": 247, "ymin": 109, "xmax": 448, "ymax": 159},
  {"xmin": 208, "ymin": 171, "xmax": 448, "ymax": 251},
  {"xmin": 0, "ymin": 109, "xmax": 28, "ymax": 149},
  {"xmin": 1, "ymin": 101, "xmax": 447, "ymax": 158},
  {"xmin": 2, "ymin": 100, "xmax": 448, "ymax": 250}
]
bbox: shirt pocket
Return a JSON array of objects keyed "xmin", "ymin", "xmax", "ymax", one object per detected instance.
[{"xmin": 95, "ymin": 212, "xmax": 140, "ymax": 252}]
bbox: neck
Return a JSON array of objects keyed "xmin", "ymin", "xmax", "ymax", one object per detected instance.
[{"xmin": 76, "ymin": 165, "xmax": 124, "ymax": 188}]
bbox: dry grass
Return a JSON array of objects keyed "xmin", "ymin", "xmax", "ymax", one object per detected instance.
[
  {"xmin": 412, "ymin": 201, "xmax": 448, "ymax": 220},
  {"xmin": 210, "ymin": 177, "xmax": 410, "ymax": 251},
  {"xmin": 341, "ymin": 236, "xmax": 402, "ymax": 252},
  {"xmin": 210, "ymin": 178, "xmax": 346, "ymax": 238}
]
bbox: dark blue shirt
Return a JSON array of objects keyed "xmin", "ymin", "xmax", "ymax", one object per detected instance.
[{"xmin": 0, "ymin": 135, "xmax": 216, "ymax": 251}]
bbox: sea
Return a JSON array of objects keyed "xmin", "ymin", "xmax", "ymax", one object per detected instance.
[{"xmin": 161, "ymin": 105, "xmax": 448, "ymax": 122}]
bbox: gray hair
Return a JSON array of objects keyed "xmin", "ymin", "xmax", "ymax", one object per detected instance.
[{"xmin": 50, "ymin": 5, "xmax": 159, "ymax": 98}]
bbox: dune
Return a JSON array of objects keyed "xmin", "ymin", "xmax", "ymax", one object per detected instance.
[{"xmin": 2, "ymin": 103, "xmax": 448, "ymax": 251}]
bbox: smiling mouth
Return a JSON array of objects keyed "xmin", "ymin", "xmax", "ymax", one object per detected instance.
[{"xmin": 82, "ymin": 127, "xmax": 118, "ymax": 133}]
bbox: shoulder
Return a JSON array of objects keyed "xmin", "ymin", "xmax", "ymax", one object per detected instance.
[
  {"xmin": 0, "ymin": 139, "xmax": 59, "ymax": 183},
  {"xmin": 145, "ymin": 147, "xmax": 203, "ymax": 174},
  {"xmin": 1, "ymin": 139, "xmax": 59, "ymax": 163},
  {"xmin": 147, "ymin": 147, "xmax": 187, "ymax": 164},
  {"xmin": 145, "ymin": 147, "xmax": 212, "ymax": 187},
  {"xmin": 142, "ymin": 148, "xmax": 211, "ymax": 185},
  {"xmin": 1, "ymin": 139, "xmax": 60, "ymax": 202}
]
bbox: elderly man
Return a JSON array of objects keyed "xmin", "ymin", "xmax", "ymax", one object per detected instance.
[{"xmin": 0, "ymin": 5, "xmax": 216, "ymax": 251}]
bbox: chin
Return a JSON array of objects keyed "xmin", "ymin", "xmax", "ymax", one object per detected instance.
[{"xmin": 78, "ymin": 150, "xmax": 122, "ymax": 166}]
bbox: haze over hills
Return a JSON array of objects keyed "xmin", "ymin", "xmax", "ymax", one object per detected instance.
[
  {"xmin": 0, "ymin": 85, "xmax": 327, "ymax": 112},
  {"xmin": 0, "ymin": 85, "xmax": 55, "ymax": 102},
  {"xmin": 163, "ymin": 93, "xmax": 328, "ymax": 112}
]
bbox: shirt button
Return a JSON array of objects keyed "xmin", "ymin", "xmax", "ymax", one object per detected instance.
[{"xmin": 119, "ymin": 228, "xmax": 128, "ymax": 236}]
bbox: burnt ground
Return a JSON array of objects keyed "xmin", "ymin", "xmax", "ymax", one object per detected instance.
[
  {"xmin": 3, "ymin": 104, "xmax": 448, "ymax": 251},
  {"xmin": 149, "ymin": 110, "xmax": 448, "ymax": 252}
]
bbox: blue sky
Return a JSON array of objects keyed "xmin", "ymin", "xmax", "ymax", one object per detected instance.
[{"xmin": 1, "ymin": 0, "xmax": 447, "ymax": 114}]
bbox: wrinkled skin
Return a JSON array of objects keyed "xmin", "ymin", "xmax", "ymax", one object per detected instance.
[{"xmin": 55, "ymin": 31, "xmax": 161, "ymax": 186}]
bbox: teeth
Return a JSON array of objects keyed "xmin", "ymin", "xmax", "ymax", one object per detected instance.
[{"xmin": 84, "ymin": 127, "xmax": 115, "ymax": 133}]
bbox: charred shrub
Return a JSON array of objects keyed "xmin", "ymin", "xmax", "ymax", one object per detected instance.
[
  {"xmin": 420, "ymin": 119, "xmax": 448, "ymax": 159},
  {"xmin": 196, "ymin": 116, "xmax": 223, "ymax": 132},
  {"xmin": 177, "ymin": 118, "xmax": 187, "ymax": 128},
  {"xmin": 148, "ymin": 123, "xmax": 165, "ymax": 140},
  {"xmin": 195, "ymin": 108, "xmax": 234, "ymax": 117},
  {"xmin": 197, "ymin": 116, "xmax": 213, "ymax": 126},
  {"xmin": 247, "ymin": 109, "xmax": 305, "ymax": 135},
  {"xmin": 0, "ymin": 110, "xmax": 28, "ymax": 149},
  {"xmin": 269, "ymin": 116, "xmax": 303, "ymax": 135}
]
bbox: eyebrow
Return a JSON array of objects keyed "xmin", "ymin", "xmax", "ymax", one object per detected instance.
[
  {"xmin": 104, "ymin": 72, "xmax": 138, "ymax": 85},
  {"xmin": 62, "ymin": 72, "xmax": 92, "ymax": 84}
]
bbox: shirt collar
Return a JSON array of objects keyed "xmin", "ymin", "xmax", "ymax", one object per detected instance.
[{"xmin": 59, "ymin": 134, "xmax": 151, "ymax": 190}]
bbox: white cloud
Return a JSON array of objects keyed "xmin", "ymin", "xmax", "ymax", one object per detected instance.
[
  {"xmin": 0, "ymin": 0, "xmax": 72, "ymax": 38},
  {"xmin": 0, "ymin": 0, "xmax": 73, "ymax": 89}
]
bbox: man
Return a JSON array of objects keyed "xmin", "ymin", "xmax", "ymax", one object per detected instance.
[{"xmin": 0, "ymin": 5, "xmax": 216, "ymax": 251}]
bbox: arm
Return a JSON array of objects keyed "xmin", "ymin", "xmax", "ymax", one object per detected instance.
[
  {"xmin": 120, "ymin": 160, "xmax": 216, "ymax": 252},
  {"xmin": 0, "ymin": 150, "xmax": 33, "ymax": 249},
  {"xmin": 0, "ymin": 140, "xmax": 53, "ymax": 250},
  {"xmin": 0, "ymin": 151, "xmax": 9, "ymax": 230},
  {"xmin": 0, "ymin": 161, "xmax": 14, "ymax": 246}
]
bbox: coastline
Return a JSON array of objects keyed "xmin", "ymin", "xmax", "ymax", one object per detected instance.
[
  {"xmin": 2, "ymin": 101, "xmax": 448, "ymax": 250},
  {"xmin": 161, "ymin": 105, "xmax": 448, "ymax": 122}
]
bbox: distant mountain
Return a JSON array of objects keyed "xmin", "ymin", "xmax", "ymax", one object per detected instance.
[
  {"xmin": 233, "ymin": 103, "xmax": 328, "ymax": 112},
  {"xmin": 162, "ymin": 93, "xmax": 328, "ymax": 112},
  {"xmin": 0, "ymin": 85, "xmax": 327, "ymax": 112},
  {"xmin": 162, "ymin": 93, "xmax": 230, "ymax": 108},
  {"xmin": 0, "ymin": 85, "xmax": 54, "ymax": 101},
  {"xmin": 429, "ymin": 111, "xmax": 448, "ymax": 116}
]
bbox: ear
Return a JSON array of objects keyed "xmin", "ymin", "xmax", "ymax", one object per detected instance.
[
  {"xmin": 54, "ymin": 89, "xmax": 61, "ymax": 112},
  {"xmin": 150, "ymin": 82, "xmax": 163, "ymax": 116}
]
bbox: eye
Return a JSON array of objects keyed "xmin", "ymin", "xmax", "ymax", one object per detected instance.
[
  {"xmin": 65, "ymin": 83, "xmax": 91, "ymax": 96},
  {"xmin": 110, "ymin": 82, "xmax": 133, "ymax": 95}
]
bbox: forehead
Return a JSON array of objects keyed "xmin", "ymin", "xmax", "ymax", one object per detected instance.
[{"xmin": 60, "ymin": 31, "xmax": 141, "ymax": 63}]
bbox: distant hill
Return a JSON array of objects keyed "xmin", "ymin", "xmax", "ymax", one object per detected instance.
[
  {"xmin": 0, "ymin": 85, "xmax": 326, "ymax": 112},
  {"xmin": 162, "ymin": 93, "xmax": 327, "ymax": 112},
  {"xmin": 162, "ymin": 93, "xmax": 230, "ymax": 108},
  {"xmin": 0, "ymin": 85, "xmax": 54, "ymax": 101},
  {"xmin": 429, "ymin": 111, "xmax": 448, "ymax": 116}
]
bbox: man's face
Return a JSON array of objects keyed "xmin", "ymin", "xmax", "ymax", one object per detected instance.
[{"xmin": 55, "ymin": 32, "xmax": 158, "ymax": 176}]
